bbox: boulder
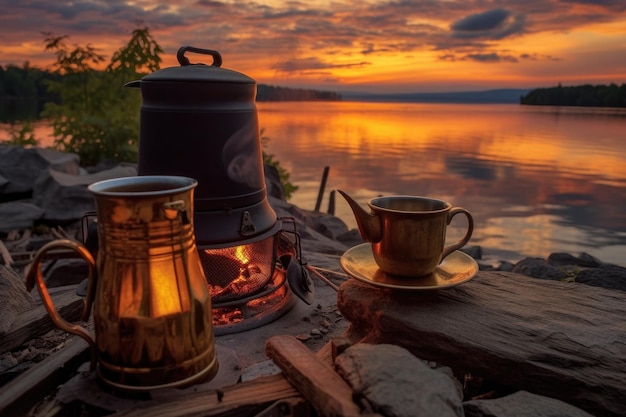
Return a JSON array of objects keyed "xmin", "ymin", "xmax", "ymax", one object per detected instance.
[
  {"xmin": 464, "ymin": 390, "xmax": 594, "ymax": 417},
  {"xmin": 335, "ymin": 343, "xmax": 464, "ymax": 417},
  {"xmin": 512, "ymin": 257, "xmax": 572, "ymax": 280},
  {"xmin": 0, "ymin": 202, "xmax": 44, "ymax": 233},
  {"xmin": 0, "ymin": 145, "xmax": 79, "ymax": 195},
  {"xmin": 33, "ymin": 165, "xmax": 137, "ymax": 222},
  {"xmin": 575, "ymin": 265, "xmax": 626, "ymax": 291}
]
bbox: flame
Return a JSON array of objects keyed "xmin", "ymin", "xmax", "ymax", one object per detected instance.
[{"xmin": 233, "ymin": 245, "xmax": 250, "ymax": 265}]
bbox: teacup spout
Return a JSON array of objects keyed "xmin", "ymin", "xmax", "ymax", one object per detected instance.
[{"xmin": 337, "ymin": 189, "xmax": 382, "ymax": 243}]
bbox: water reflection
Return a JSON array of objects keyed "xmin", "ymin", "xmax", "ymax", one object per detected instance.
[
  {"xmin": 257, "ymin": 102, "xmax": 626, "ymax": 266},
  {"xmin": 2, "ymin": 102, "xmax": 625, "ymax": 266}
]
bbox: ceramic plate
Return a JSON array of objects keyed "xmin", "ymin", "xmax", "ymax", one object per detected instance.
[{"xmin": 340, "ymin": 243, "xmax": 478, "ymax": 291}]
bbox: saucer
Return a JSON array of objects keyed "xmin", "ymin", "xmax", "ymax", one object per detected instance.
[{"xmin": 340, "ymin": 243, "xmax": 478, "ymax": 291}]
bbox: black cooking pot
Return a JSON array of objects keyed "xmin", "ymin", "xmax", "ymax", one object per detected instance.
[{"xmin": 126, "ymin": 46, "xmax": 278, "ymax": 247}]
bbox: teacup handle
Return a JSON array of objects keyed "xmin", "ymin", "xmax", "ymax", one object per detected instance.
[
  {"xmin": 441, "ymin": 207, "xmax": 474, "ymax": 261},
  {"xmin": 25, "ymin": 239, "xmax": 97, "ymax": 369}
]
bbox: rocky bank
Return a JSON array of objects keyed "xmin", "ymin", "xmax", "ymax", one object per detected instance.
[{"xmin": 1, "ymin": 144, "xmax": 625, "ymax": 417}]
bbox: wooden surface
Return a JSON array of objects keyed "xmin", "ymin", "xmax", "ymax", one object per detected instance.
[
  {"xmin": 0, "ymin": 285, "xmax": 84, "ymax": 354},
  {"xmin": 337, "ymin": 271, "xmax": 626, "ymax": 417},
  {"xmin": 113, "ymin": 373, "xmax": 307, "ymax": 417},
  {"xmin": 108, "ymin": 340, "xmax": 342, "ymax": 417},
  {"xmin": 266, "ymin": 335, "xmax": 363, "ymax": 417},
  {"xmin": 0, "ymin": 337, "xmax": 90, "ymax": 417}
]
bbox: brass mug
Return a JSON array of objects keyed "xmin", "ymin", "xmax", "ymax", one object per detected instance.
[
  {"xmin": 26, "ymin": 176, "xmax": 218, "ymax": 391},
  {"xmin": 339, "ymin": 191, "xmax": 474, "ymax": 277}
]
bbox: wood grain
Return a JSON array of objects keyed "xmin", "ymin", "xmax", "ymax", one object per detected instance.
[
  {"xmin": 0, "ymin": 285, "xmax": 84, "ymax": 354},
  {"xmin": 265, "ymin": 334, "xmax": 362, "ymax": 417}
]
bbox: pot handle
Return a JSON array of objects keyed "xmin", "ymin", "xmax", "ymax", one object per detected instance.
[
  {"xmin": 25, "ymin": 239, "xmax": 97, "ymax": 369},
  {"xmin": 177, "ymin": 46, "xmax": 222, "ymax": 67},
  {"xmin": 441, "ymin": 207, "xmax": 474, "ymax": 261}
]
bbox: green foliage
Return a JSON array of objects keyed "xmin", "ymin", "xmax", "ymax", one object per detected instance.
[
  {"xmin": 4, "ymin": 121, "xmax": 39, "ymax": 147},
  {"xmin": 41, "ymin": 28, "xmax": 162, "ymax": 166},
  {"xmin": 559, "ymin": 266, "xmax": 580, "ymax": 283},
  {"xmin": 1, "ymin": 28, "xmax": 299, "ymax": 199},
  {"xmin": 520, "ymin": 83, "xmax": 626, "ymax": 107},
  {"xmin": 261, "ymin": 129, "xmax": 298, "ymax": 200}
]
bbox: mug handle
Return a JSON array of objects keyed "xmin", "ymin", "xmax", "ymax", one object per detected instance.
[
  {"xmin": 25, "ymin": 239, "xmax": 97, "ymax": 369},
  {"xmin": 441, "ymin": 207, "xmax": 474, "ymax": 261}
]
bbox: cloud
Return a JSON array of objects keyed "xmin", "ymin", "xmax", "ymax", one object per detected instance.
[
  {"xmin": 0, "ymin": 0, "xmax": 624, "ymax": 90},
  {"xmin": 272, "ymin": 57, "xmax": 371, "ymax": 72},
  {"xmin": 465, "ymin": 52, "xmax": 519, "ymax": 63},
  {"xmin": 451, "ymin": 8, "xmax": 527, "ymax": 40},
  {"xmin": 520, "ymin": 53, "xmax": 561, "ymax": 61},
  {"xmin": 440, "ymin": 52, "xmax": 520, "ymax": 63}
]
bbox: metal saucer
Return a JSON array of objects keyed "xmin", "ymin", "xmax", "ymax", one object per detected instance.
[{"xmin": 340, "ymin": 243, "xmax": 478, "ymax": 291}]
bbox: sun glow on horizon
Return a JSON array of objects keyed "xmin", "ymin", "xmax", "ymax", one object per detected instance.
[{"xmin": 0, "ymin": 1, "xmax": 625, "ymax": 93}]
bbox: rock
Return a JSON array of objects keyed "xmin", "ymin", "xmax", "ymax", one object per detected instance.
[
  {"xmin": 336, "ymin": 228, "xmax": 365, "ymax": 247},
  {"xmin": 547, "ymin": 252, "xmax": 601, "ymax": 268},
  {"xmin": 264, "ymin": 164, "xmax": 284, "ymax": 200},
  {"xmin": 33, "ymin": 165, "xmax": 137, "ymax": 222},
  {"xmin": 304, "ymin": 212, "xmax": 351, "ymax": 241},
  {"xmin": 462, "ymin": 245, "xmax": 482, "ymax": 260},
  {"xmin": 509, "ymin": 254, "xmax": 626, "ymax": 291},
  {"xmin": 0, "ymin": 202, "xmax": 44, "ymax": 233},
  {"xmin": 511, "ymin": 257, "xmax": 570, "ymax": 280},
  {"xmin": 0, "ymin": 265, "xmax": 35, "ymax": 334},
  {"xmin": 496, "ymin": 261, "xmax": 515, "ymax": 272},
  {"xmin": 44, "ymin": 259, "xmax": 90, "ymax": 288},
  {"xmin": 464, "ymin": 390, "xmax": 594, "ymax": 417},
  {"xmin": 0, "ymin": 145, "xmax": 80, "ymax": 195},
  {"xmin": 268, "ymin": 196, "xmax": 351, "ymax": 255},
  {"xmin": 335, "ymin": 343, "xmax": 464, "ymax": 417},
  {"xmin": 575, "ymin": 265, "xmax": 626, "ymax": 291}
]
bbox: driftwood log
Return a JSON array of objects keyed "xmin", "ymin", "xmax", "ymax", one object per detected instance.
[{"xmin": 337, "ymin": 271, "xmax": 626, "ymax": 417}]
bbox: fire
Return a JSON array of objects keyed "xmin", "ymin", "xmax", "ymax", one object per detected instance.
[{"xmin": 234, "ymin": 244, "xmax": 250, "ymax": 265}]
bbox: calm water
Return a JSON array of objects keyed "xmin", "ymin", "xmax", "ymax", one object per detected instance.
[
  {"xmin": 256, "ymin": 102, "xmax": 626, "ymax": 267},
  {"xmin": 2, "ymin": 101, "xmax": 626, "ymax": 267}
]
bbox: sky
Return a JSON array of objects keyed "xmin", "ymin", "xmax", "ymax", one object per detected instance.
[{"xmin": 1, "ymin": 0, "xmax": 625, "ymax": 94}]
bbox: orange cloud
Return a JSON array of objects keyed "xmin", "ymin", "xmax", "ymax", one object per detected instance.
[{"xmin": 0, "ymin": 0, "xmax": 624, "ymax": 93}]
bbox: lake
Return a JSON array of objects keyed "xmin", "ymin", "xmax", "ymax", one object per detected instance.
[
  {"xmin": 2, "ymin": 101, "xmax": 625, "ymax": 267},
  {"xmin": 256, "ymin": 101, "xmax": 626, "ymax": 267}
]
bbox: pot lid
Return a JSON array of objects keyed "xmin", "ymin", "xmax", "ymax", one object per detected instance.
[{"xmin": 140, "ymin": 46, "xmax": 255, "ymax": 84}]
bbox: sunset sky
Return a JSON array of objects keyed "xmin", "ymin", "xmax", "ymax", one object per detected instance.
[{"xmin": 1, "ymin": 0, "xmax": 625, "ymax": 93}]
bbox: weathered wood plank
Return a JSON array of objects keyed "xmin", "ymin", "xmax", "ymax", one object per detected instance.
[
  {"xmin": 0, "ymin": 285, "xmax": 84, "ymax": 354},
  {"xmin": 108, "ymin": 341, "xmax": 340, "ymax": 417},
  {"xmin": 0, "ymin": 336, "xmax": 90, "ymax": 417},
  {"xmin": 266, "ymin": 335, "xmax": 363, "ymax": 417},
  {"xmin": 337, "ymin": 271, "xmax": 626, "ymax": 417},
  {"xmin": 111, "ymin": 373, "xmax": 307, "ymax": 417}
]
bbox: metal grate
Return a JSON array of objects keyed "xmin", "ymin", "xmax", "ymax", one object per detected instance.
[{"xmin": 200, "ymin": 236, "xmax": 276, "ymax": 303}]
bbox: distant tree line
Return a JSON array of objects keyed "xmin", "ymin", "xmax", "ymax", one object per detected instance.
[
  {"xmin": 0, "ymin": 63, "xmax": 341, "ymax": 122},
  {"xmin": 257, "ymin": 84, "xmax": 341, "ymax": 101},
  {"xmin": 0, "ymin": 64, "xmax": 61, "ymax": 122},
  {"xmin": 520, "ymin": 83, "xmax": 626, "ymax": 107},
  {"xmin": 0, "ymin": 63, "xmax": 65, "ymax": 99}
]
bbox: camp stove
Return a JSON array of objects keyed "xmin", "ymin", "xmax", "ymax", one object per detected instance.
[{"xmin": 127, "ymin": 46, "xmax": 315, "ymax": 334}]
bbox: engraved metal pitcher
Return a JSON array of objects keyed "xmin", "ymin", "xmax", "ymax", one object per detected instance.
[{"xmin": 26, "ymin": 176, "xmax": 218, "ymax": 391}]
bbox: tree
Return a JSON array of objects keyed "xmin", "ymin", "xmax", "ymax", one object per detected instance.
[{"xmin": 41, "ymin": 27, "xmax": 162, "ymax": 166}]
